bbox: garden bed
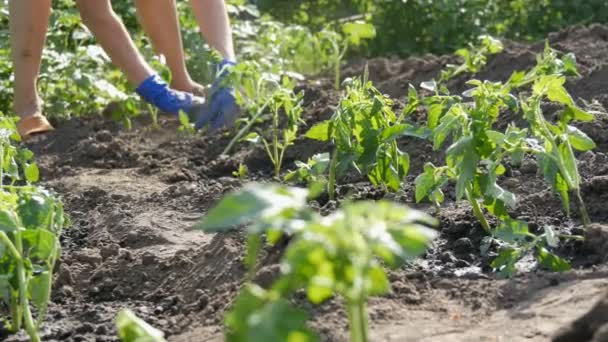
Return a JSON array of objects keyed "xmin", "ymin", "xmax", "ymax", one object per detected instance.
[{"xmin": 6, "ymin": 24, "xmax": 608, "ymax": 341}]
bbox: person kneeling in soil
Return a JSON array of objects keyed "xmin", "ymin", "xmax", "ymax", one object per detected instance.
[{"xmin": 9, "ymin": 0, "xmax": 239, "ymax": 139}]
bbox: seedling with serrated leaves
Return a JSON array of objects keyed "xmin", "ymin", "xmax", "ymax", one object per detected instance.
[
  {"xmin": 412, "ymin": 41, "xmax": 589, "ymax": 276},
  {"xmin": 317, "ymin": 22, "xmax": 376, "ymax": 90},
  {"xmin": 196, "ymin": 183, "xmax": 438, "ymax": 342},
  {"xmin": 0, "ymin": 114, "xmax": 68, "ymax": 342},
  {"xmin": 232, "ymin": 163, "xmax": 249, "ymax": 180},
  {"xmin": 222, "ymin": 63, "xmax": 301, "ymax": 156},
  {"xmin": 306, "ymin": 72, "xmax": 410, "ymax": 199},
  {"xmin": 521, "ymin": 74, "xmax": 594, "ymax": 226},
  {"xmin": 284, "ymin": 152, "xmax": 330, "ymax": 185},
  {"xmin": 244, "ymin": 79, "xmax": 304, "ymax": 178}
]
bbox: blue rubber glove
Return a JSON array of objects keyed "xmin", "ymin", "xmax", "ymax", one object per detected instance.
[
  {"xmin": 136, "ymin": 74, "xmax": 204, "ymax": 117},
  {"xmin": 194, "ymin": 60, "xmax": 241, "ymax": 132}
]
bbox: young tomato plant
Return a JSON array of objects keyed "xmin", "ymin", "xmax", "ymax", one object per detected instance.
[
  {"xmin": 0, "ymin": 115, "xmax": 68, "ymax": 342},
  {"xmin": 439, "ymin": 35, "xmax": 504, "ymax": 83},
  {"xmin": 222, "ymin": 63, "xmax": 301, "ymax": 155},
  {"xmin": 306, "ymin": 73, "xmax": 409, "ymax": 199},
  {"xmin": 317, "ymin": 22, "xmax": 376, "ymax": 90},
  {"xmin": 197, "ymin": 183, "xmax": 438, "ymax": 342},
  {"xmin": 413, "ymin": 42, "xmax": 593, "ymax": 276},
  {"xmin": 520, "ymin": 75, "xmax": 595, "ymax": 225},
  {"xmin": 245, "ymin": 80, "xmax": 304, "ymax": 178},
  {"xmin": 284, "ymin": 152, "xmax": 330, "ymax": 185}
]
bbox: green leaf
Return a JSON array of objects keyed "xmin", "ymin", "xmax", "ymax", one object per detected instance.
[
  {"xmin": 305, "ymin": 121, "xmax": 330, "ymax": 141},
  {"xmin": 116, "ymin": 309, "xmax": 166, "ymax": 342},
  {"xmin": 195, "ymin": 183, "xmax": 308, "ymax": 232},
  {"xmin": 0, "ymin": 208, "xmax": 20, "ymax": 233},
  {"xmin": 29, "ymin": 270, "xmax": 51, "ymax": 314},
  {"xmin": 543, "ymin": 225, "xmax": 559, "ymax": 248},
  {"xmin": 537, "ymin": 247, "xmax": 570, "ymax": 272},
  {"xmin": 367, "ymin": 265, "xmax": 390, "ymax": 295},
  {"xmin": 491, "ymin": 248, "xmax": 520, "ymax": 278},
  {"xmin": 178, "ymin": 111, "xmax": 190, "ymax": 126},
  {"xmin": 538, "ymin": 153, "xmax": 570, "ymax": 214},
  {"xmin": 427, "ymin": 102, "xmax": 445, "ymax": 129},
  {"xmin": 245, "ymin": 234, "xmax": 262, "ymax": 275},
  {"xmin": 420, "ymin": 81, "xmax": 437, "ymax": 93},
  {"xmin": 342, "ymin": 22, "xmax": 376, "ymax": 46},
  {"xmin": 433, "ymin": 112, "xmax": 460, "ymax": 150},
  {"xmin": 558, "ymin": 141, "xmax": 580, "ymax": 188},
  {"xmin": 533, "ymin": 76, "xmax": 573, "ymax": 106},
  {"xmin": 495, "ymin": 219, "xmax": 529, "ymax": 243},
  {"xmin": 243, "ymin": 132, "xmax": 261, "ymax": 144},
  {"xmin": 566, "ymin": 126, "xmax": 596, "ymax": 151},
  {"xmin": 22, "ymin": 229, "xmax": 58, "ymax": 261},
  {"xmin": 564, "ymin": 106, "xmax": 594, "ymax": 122},
  {"xmin": 414, "ymin": 165, "xmax": 435, "ymax": 203},
  {"xmin": 226, "ymin": 285, "xmax": 318, "ymax": 342},
  {"xmin": 24, "ymin": 163, "xmax": 40, "ymax": 183}
]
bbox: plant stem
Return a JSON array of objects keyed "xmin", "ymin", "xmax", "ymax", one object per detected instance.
[
  {"xmin": 0, "ymin": 145, "xmax": 4, "ymax": 190},
  {"xmin": 465, "ymin": 186, "xmax": 492, "ymax": 234},
  {"xmin": 222, "ymin": 99, "xmax": 272, "ymax": 155},
  {"xmin": 273, "ymin": 108, "xmax": 280, "ymax": 179},
  {"xmin": 575, "ymin": 188, "xmax": 591, "ymax": 228},
  {"xmin": 346, "ymin": 300, "xmax": 368, "ymax": 342},
  {"xmin": 335, "ymin": 58, "xmax": 341, "ymax": 91},
  {"xmin": 328, "ymin": 149, "xmax": 338, "ymax": 201},
  {"xmin": 10, "ymin": 296, "xmax": 21, "ymax": 333},
  {"xmin": 14, "ymin": 233, "xmax": 40, "ymax": 342}
]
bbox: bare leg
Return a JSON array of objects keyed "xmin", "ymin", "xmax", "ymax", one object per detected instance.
[
  {"xmin": 75, "ymin": 0, "xmax": 154, "ymax": 86},
  {"xmin": 188, "ymin": 0, "xmax": 236, "ymax": 61},
  {"xmin": 133, "ymin": 0, "xmax": 204, "ymax": 94},
  {"xmin": 9, "ymin": 0, "xmax": 51, "ymax": 120}
]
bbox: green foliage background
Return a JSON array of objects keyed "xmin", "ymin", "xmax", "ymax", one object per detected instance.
[
  {"xmin": 1, "ymin": 0, "xmax": 607, "ymax": 120},
  {"xmin": 258, "ymin": 0, "xmax": 608, "ymax": 56}
]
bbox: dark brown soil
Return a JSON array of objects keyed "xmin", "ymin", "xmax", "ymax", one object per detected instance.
[{"xmin": 5, "ymin": 24, "xmax": 608, "ymax": 341}]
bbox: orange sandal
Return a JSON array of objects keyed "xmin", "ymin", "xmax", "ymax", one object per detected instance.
[{"xmin": 16, "ymin": 114, "xmax": 55, "ymax": 140}]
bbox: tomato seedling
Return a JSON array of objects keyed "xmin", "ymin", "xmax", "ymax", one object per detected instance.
[
  {"xmin": 245, "ymin": 80, "xmax": 305, "ymax": 178},
  {"xmin": 0, "ymin": 114, "xmax": 68, "ymax": 342},
  {"xmin": 197, "ymin": 183, "xmax": 438, "ymax": 342},
  {"xmin": 306, "ymin": 71, "xmax": 409, "ymax": 199}
]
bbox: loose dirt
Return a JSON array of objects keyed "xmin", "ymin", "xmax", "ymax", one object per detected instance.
[{"xmin": 4, "ymin": 24, "xmax": 608, "ymax": 342}]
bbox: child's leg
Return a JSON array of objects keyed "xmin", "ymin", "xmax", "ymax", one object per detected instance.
[
  {"xmin": 9, "ymin": 0, "xmax": 51, "ymax": 119},
  {"xmin": 75, "ymin": 0, "xmax": 154, "ymax": 86},
  {"xmin": 188, "ymin": 0, "xmax": 236, "ymax": 61},
  {"xmin": 133, "ymin": 0, "xmax": 204, "ymax": 94}
]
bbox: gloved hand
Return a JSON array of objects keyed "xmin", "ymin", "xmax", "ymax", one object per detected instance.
[
  {"xmin": 194, "ymin": 60, "xmax": 241, "ymax": 132},
  {"xmin": 136, "ymin": 74, "xmax": 205, "ymax": 117}
]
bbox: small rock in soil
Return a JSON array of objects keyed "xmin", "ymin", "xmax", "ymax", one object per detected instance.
[
  {"xmin": 451, "ymin": 237, "xmax": 475, "ymax": 255},
  {"xmin": 520, "ymin": 159, "xmax": 538, "ymax": 174},
  {"xmin": 75, "ymin": 323, "xmax": 95, "ymax": 334},
  {"xmin": 95, "ymin": 130, "xmax": 113, "ymax": 143},
  {"xmin": 100, "ymin": 243, "xmax": 120, "ymax": 260},
  {"xmin": 73, "ymin": 248, "xmax": 103, "ymax": 265},
  {"xmin": 95, "ymin": 325, "xmax": 108, "ymax": 335},
  {"xmin": 584, "ymin": 224, "xmax": 608, "ymax": 261},
  {"xmin": 141, "ymin": 252, "xmax": 158, "ymax": 266},
  {"xmin": 443, "ymin": 220, "xmax": 471, "ymax": 238},
  {"xmin": 57, "ymin": 264, "xmax": 74, "ymax": 286}
]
